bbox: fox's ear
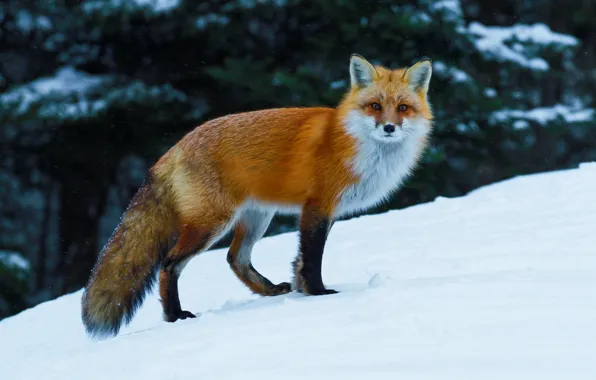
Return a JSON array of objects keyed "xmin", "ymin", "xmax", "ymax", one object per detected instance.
[
  {"xmin": 350, "ymin": 54, "xmax": 377, "ymax": 88},
  {"xmin": 405, "ymin": 58, "xmax": 432, "ymax": 94}
]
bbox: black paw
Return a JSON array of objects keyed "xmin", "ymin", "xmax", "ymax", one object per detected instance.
[
  {"xmin": 275, "ymin": 281, "xmax": 292, "ymax": 293},
  {"xmin": 178, "ymin": 310, "xmax": 197, "ymax": 319},
  {"xmin": 307, "ymin": 288, "xmax": 339, "ymax": 296},
  {"xmin": 165, "ymin": 310, "xmax": 197, "ymax": 323},
  {"xmin": 265, "ymin": 282, "xmax": 292, "ymax": 296}
]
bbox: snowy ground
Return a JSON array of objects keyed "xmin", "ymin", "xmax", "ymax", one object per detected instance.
[{"xmin": 1, "ymin": 164, "xmax": 595, "ymax": 379}]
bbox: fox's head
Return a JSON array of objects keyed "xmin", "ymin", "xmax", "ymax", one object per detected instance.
[{"xmin": 339, "ymin": 54, "xmax": 433, "ymax": 144}]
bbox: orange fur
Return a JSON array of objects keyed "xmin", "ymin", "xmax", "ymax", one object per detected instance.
[{"xmin": 154, "ymin": 107, "xmax": 356, "ymax": 217}]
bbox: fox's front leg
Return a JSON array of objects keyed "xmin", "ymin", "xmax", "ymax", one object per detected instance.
[{"xmin": 292, "ymin": 199, "xmax": 338, "ymax": 295}]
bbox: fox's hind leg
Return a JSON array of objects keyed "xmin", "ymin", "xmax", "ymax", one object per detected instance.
[
  {"xmin": 227, "ymin": 209, "xmax": 291, "ymax": 296},
  {"xmin": 159, "ymin": 219, "xmax": 229, "ymax": 323}
]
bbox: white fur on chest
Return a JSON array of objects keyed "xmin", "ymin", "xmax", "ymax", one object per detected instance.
[
  {"xmin": 336, "ymin": 112, "xmax": 427, "ymax": 217},
  {"xmin": 336, "ymin": 140, "xmax": 419, "ymax": 217}
]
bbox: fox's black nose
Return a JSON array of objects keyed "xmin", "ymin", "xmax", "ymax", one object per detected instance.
[{"xmin": 383, "ymin": 124, "xmax": 396, "ymax": 133}]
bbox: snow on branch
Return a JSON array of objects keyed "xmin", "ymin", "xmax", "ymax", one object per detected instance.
[
  {"xmin": 133, "ymin": 0, "xmax": 180, "ymax": 12},
  {"xmin": 433, "ymin": 61, "xmax": 471, "ymax": 83},
  {"xmin": 83, "ymin": 0, "xmax": 180, "ymax": 15},
  {"xmin": 462, "ymin": 22, "xmax": 579, "ymax": 70},
  {"xmin": 0, "ymin": 250, "xmax": 30, "ymax": 272},
  {"xmin": 0, "ymin": 67, "xmax": 111, "ymax": 117},
  {"xmin": 491, "ymin": 104, "xmax": 594, "ymax": 129},
  {"xmin": 0, "ymin": 66, "xmax": 188, "ymax": 122},
  {"xmin": 430, "ymin": 0, "xmax": 463, "ymax": 22},
  {"xmin": 14, "ymin": 9, "xmax": 53, "ymax": 33}
]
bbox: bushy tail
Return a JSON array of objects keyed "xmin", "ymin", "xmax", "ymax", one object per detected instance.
[{"xmin": 82, "ymin": 175, "xmax": 177, "ymax": 339}]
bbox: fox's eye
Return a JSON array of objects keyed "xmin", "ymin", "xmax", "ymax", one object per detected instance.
[
  {"xmin": 370, "ymin": 102, "xmax": 382, "ymax": 111},
  {"xmin": 398, "ymin": 104, "xmax": 408, "ymax": 112}
]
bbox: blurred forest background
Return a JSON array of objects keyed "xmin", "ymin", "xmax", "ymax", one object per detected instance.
[{"xmin": 1, "ymin": 0, "xmax": 595, "ymax": 320}]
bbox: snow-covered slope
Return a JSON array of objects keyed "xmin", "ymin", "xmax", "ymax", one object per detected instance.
[{"xmin": 1, "ymin": 164, "xmax": 595, "ymax": 380}]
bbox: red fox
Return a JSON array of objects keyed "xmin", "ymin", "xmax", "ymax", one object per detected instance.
[{"xmin": 82, "ymin": 54, "xmax": 434, "ymax": 338}]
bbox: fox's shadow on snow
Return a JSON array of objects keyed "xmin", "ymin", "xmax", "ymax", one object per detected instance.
[
  {"xmin": 202, "ymin": 271, "xmax": 397, "ymax": 316},
  {"xmin": 114, "ymin": 272, "xmax": 392, "ymax": 339}
]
